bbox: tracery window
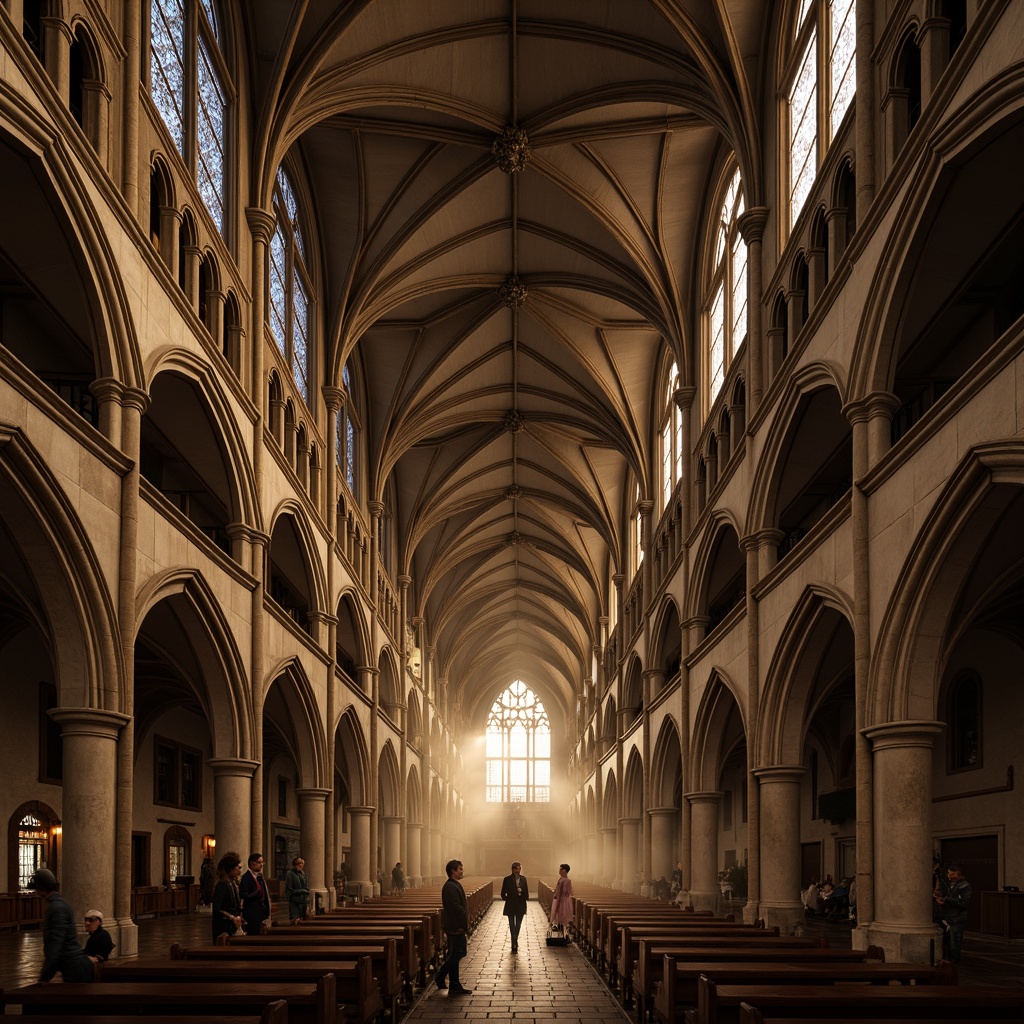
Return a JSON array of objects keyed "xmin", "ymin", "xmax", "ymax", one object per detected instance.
[
  {"xmin": 270, "ymin": 167, "xmax": 312, "ymax": 404},
  {"xmin": 706, "ymin": 168, "xmax": 747, "ymax": 410},
  {"xmin": 338, "ymin": 364, "xmax": 359, "ymax": 495},
  {"xmin": 18, "ymin": 814, "xmax": 48, "ymax": 890},
  {"xmin": 485, "ymin": 681, "xmax": 550, "ymax": 803},
  {"xmin": 949, "ymin": 674, "xmax": 981, "ymax": 771},
  {"xmin": 633, "ymin": 482, "xmax": 643, "ymax": 576},
  {"xmin": 149, "ymin": 0, "xmax": 229, "ymax": 234},
  {"xmin": 660, "ymin": 362, "xmax": 683, "ymax": 509},
  {"xmin": 786, "ymin": 0, "xmax": 856, "ymax": 231}
]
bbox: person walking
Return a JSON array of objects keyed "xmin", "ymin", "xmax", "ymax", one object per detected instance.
[
  {"xmin": 29, "ymin": 868, "xmax": 94, "ymax": 982},
  {"xmin": 211, "ymin": 850, "xmax": 243, "ymax": 941},
  {"xmin": 549, "ymin": 863, "xmax": 574, "ymax": 932},
  {"xmin": 285, "ymin": 856, "xmax": 310, "ymax": 922},
  {"xmin": 935, "ymin": 862, "xmax": 972, "ymax": 964},
  {"xmin": 500, "ymin": 860, "xmax": 529, "ymax": 954},
  {"xmin": 391, "ymin": 861, "xmax": 405, "ymax": 896},
  {"xmin": 433, "ymin": 859, "xmax": 471, "ymax": 995},
  {"xmin": 83, "ymin": 909, "xmax": 115, "ymax": 964},
  {"xmin": 239, "ymin": 852, "xmax": 271, "ymax": 935}
]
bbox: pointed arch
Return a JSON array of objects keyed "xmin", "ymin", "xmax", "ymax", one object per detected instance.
[
  {"xmin": 690, "ymin": 670, "xmax": 746, "ymax": 790},
  {"xmin": 651, "ymin": 716, "xmax": 683, "ymax": 807},
  {"xmin": 334, "ymin": 706, "xmax": 370, "ymax": 807},
  {"xmin": 263, "ymin": 656, "xmax": 328, "ymax": 787},
  {"xmin": 378, "ymin": 740, "xmax": 401, "ymax": 816}
]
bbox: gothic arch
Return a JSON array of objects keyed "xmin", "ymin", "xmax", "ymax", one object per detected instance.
[
  {"xmin": 0, "ymin": 427, "xmax": 121, "ymax": 710},
  {"xmin": 263, "ymin": 657, "xmax": 328, "ymax": 787},
  {"xmin": 602, "ymin": 770, "xmax": 619, "ymax": 830},
  {"xmin": 690, "ymin": 670, "xmax": 746, "ymax": 790},
  {"xmin": 267, "ymin": 500, "xmax": 328, "ymax": 616},
  {"xmin": 650, "ymin": 716, "xmax": 683, "ymax": 807},
  {"xmin": 334, "ymin": 706, "xmax": 370, "ymax": 806},
  {"xmin": 406, "ymin": 764, "xmax": 423, "ymax": 823},
  {"xmin": 756, "ymin": 584, "xmax": 855, "ymax": 766},
  {"xmin": 686, "ymin": 509, "xmax": 744, "ymax": 620},
  {"xmin": 744, "ymin": 361, "xmax": 848, "ymax": 535},
  {"xmin": 850, "ymin": 70, "xmax": 1024, "ymax": 401},
  {"xmin": 378, "ymin": 741, "xmax": 401, "ymax": 816},
  {"xmin": 870, "ymin": 441, "xmax": 1024, "ymax": 725},
  {"xmin": 134, "ymin": 567, "xmax": 253, "ymax": 759}
]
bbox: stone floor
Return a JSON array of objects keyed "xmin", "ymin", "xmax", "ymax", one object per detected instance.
[{"xmin": 0, "ymin": 900, "xmax": 1020, "ymax": 1018}]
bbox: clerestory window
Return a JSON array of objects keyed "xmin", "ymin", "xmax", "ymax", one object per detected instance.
[
  {"xmin": 270, "ymin": 167, "xmax": 312, "ymax": 404},
  {"xmin": 485, "ymin": 681, "xmax": 551, "ymax": 803},
  {"xmin": 661, "ymin": 362, "xmax": 683, "ymax": 510},
  {"xmin": 786, "ymin": 0, "xmax": 856, "ymax": 232},
  {"xmin": 149, "ymin": 0, "xmax": 230, "ymax": 234}
]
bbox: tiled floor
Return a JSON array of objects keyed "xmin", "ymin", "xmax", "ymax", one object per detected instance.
[{"xmin": 406, "ymin": 904, "xmax": 631, "ymax": 1024}]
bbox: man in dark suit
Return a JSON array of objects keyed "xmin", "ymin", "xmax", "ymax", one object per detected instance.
[
  {"xmin": 433, "ymin": 859, "xmax": 471, "ymax": 995},
  {"xmin": 500, "ymin": 860, "xmax": 529, "ymax": 953},
  {"xmin": 239, "ymin": 852, "xmax": 271, "ymax": 934}
]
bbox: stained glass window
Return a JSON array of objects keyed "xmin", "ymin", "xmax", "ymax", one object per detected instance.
[
  {"xmin": 271, "ymin": 167, "xmax": 312, "ymax": 406},
  {"xmin": 342, "ymin": 365, "xmax": 358, "ymax": 494},
  {"xmin": 706, "ymin": 168, "xmax": 746, "ymax": 411},
  {"xmin": 485, "ymin": 681, "xmax": 551, "ymax": 803},
  {"xmin": 789, "ymin": 30, "xmax": 818, "ymax": 230},
  {"xmin": 660, "ymin": 362, "xmax": 682, "ymax": 511},
  {"xmin": 149, "ymin": 0, "xmax": 228, "ymax": 234},
  {"xmin": 829, "ymin": 0, "xmax": 857, "ymax": 137}
]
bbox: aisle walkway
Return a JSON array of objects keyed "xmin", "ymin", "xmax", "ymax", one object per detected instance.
[{"xmin": 408, "ymin": 901, "xmax": 631, "ymax": 1024}]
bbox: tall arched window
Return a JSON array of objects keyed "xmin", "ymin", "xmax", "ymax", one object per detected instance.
[
  {"xmin": 706, "ymin": 168, "xmax": 747, "ymax": 410},
  {"xmin": 485, "ymin": 681, "xmax": 550, "ymax": 803},
  {"xmin": 632, "ymin": 482, "xmax": 643, "ymax": 576},
  {"xmin": 270, "ymin": 167, "xmax": 311, "ymax": 404},
  {"xmin": 949, "ymin": 674, "xmax": 981, "ymax": 772},
  {"xmin": 338, "ymin": 363, "xmax": 359, "ymax": 495},
  {"xmin": 149, "ymin": 0, "xmax": 229, "ymax": 234},
  {"xmin": 786, "ymin": 0, "xmax": 856, "ymax": 231},
  {"xmin": 660, "ymin": 362, "xmax": 683, "ymax": 509}
]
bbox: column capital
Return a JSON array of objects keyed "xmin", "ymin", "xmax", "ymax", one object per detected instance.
[
  {"xmin": 49, "ymin": 707, "xmax": 130, "ymax": 738},
  {"xmin": 673, "ymin": 386, "xmax": 697, "ymax": 413},
  {"xmin": 737, "ymin": 206, "xmax": 769, "ymax": 244},
  {"xmin": 347, "ymin": 805, "xmax": 375, "ymax": 817},
  {"xmin": 89, "ymin": 378, "xmax": 151, "ymax": 416},
  {"xmin": 685, "ymin": 790, "xmax": 724, "ymax": 805},
  {"xmin": 647, "ymin": 806, "xmax": 678, "ymax": 818},
  {"xmin": 862, "ymin": 720, "xmax": 944, "ymax": 750},
  {"xmin": 368, "ymin": 500, "xmax": 387, "ymax": 519},
  {"xmin": 207, "ymin": 757, "xmax": 261, "ymax": 778},
  {"xmin": 322, "ymin": 386, "xmax": 346, "ymax": 412},
  {"xmin": 843, "ymin": 390, "xmax": 901, "ymax": 426},
  {"xmin": 245, "ymin": 207, "xmax": 277, "ymax": 243},
  {"xmin": 752, "ymin": 765, "xmax": 807, "ymax": 783},
  {"xmin": 294, "ymin": 787, "xmax": 332, "ymax": 802}
]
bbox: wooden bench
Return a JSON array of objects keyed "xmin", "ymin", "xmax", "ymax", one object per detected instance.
[
  {"xmin": 604, "ymin": 917, "xmax": 770, "ymax": 982},
  {"xmin": 0, "ymin": 1015, "xmax": 286, "ymax": 1024},
  {"xmin": 297, "ymin": 914, "xmax": 435, "ymax": 978},
  {"xmin": 686, "ymin": 981, "xmax": 1024, "ymax": 1024},
  {"xmin": 98, "ymin": 955, "xmax": 384, "ymax": 1023},
  {"xmin": 740, "ymin": 1010, "xmax": 1024, "ymax": 1024},
  {"xmin": 632, "ymin": 942, "xmax": 877, "ymax": 1022},
  {"xmin": 1, "ymin": 981, "xmax": 330, "ymax": 1023},
  {"xmin": 654, "ymin": 960, "xmax": 955, "ymax": 1024}
]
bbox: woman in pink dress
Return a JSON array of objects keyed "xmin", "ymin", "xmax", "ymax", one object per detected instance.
[{"xmin": 549, "ymin": 863, "xmax": 574, "ymax": 930}]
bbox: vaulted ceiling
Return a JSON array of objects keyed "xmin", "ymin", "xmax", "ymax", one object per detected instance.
[{"xmin": 243, "ymin": 1, "xmax": 770, "ymax": 733}]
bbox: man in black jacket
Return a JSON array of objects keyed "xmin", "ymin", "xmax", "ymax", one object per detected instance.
[
  {"xmin": 433, "ymin": 859, "xmax": 471, "ymax": 995},
  {"xmin": 239, "ymin": 852, "xmax": 271, "ymax": 934},
  {"xmin": 500, "ymin": 861, "xmax": 529, "ymax": 954},
  {"xmin": 30, "ymin": 868, "xmax": 94, "ymax": 982}
]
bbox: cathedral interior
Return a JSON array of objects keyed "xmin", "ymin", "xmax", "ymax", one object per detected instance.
[{"xmin": 1, "ymin": 0, "xmax": 1023, "ymax": 963}]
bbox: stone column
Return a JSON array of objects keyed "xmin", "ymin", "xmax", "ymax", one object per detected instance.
[
  {"xmin": 620, "ymin": 817, "xmax": 640, "ymax": 893},
  {"xmin": 208, "ymin": 758, "xmax": 260, "ymax": 858},
  {"xmin": 348, "ymin": 806, "xmax": 374, "ymax": 899},
  {"xmin": 601, "ymin": 826, "xmax": 617, "ymax": 888},
  {"xmin": 121, "ymin": 0, "xmax": 141, "ymax": 214},
  {"xmin": 736, "ymin": 209, "xmax": 768, "ymax": 411},
  {"xmin": 429, "ymin": 828, "xmax": 442, "ymax": 884},
  {"xmin": 855, "ymin": 0, "xmax": 876, "ymax": 216},
  {"xmin": 686, "ymin": 792, "xmax": 722, "ymax": 912},
  {"xmin": 648, "ymin": 807, "xmax": 677, "ymax": 888},
  {"xmin": 861, "ymin": 721, "xmax": 944, "ymax": 963},
  {"xmin": 753, "ymin": 766, "xmax": 806, "ymax": 933},
  {"xmin": 297, "ymin": 788, "xmax": 331, "ymax": 913},
  {"xmin": 407, "ymin": 823, "xmax": 424, "ymax": 887},
  {"xmin": 382, "ymin": 816, "xmax": 402, "ymax": 889},
  {"xmin": 41, "ymin": 14, "xmax": 72, "ymax": 102},
  {"xmin": 50, "ymin": 708, "xmax": 128, "ymax": 949}
]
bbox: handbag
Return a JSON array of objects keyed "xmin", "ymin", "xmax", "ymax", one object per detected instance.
[{"xmin": 545, "ymin": 923, "xmax": 570, "ymax": 947}]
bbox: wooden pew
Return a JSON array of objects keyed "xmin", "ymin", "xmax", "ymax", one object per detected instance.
[
  {"xmin": 1, "ymin": 980, "xmax": 332, "ymax": 1023},
  {"xmin": 0, "ymin": 1013, "xmax": 286, "ymax": 1024},
  {"xmin": 301, "ymin": 913, "xmax": 436, "ymax": 977},
  {"xmin": 687, "ymin": 980, "xmax": 1024, "ymax": 1024},
  {"xmin": 739, "ymin": 1008, "xmax": 1024, "ymax": 1024},
  {"xmin": 654, "ymin": 959, "xmax": 955, "ymax": 1024},
  {"xmin": 632, "ymin": 941, "xmax": 877, "ymax": 1023},
  {"xmin": 604, "ymin": 916, "xmax": 768, "ymax": 982},
  {"xmin": 99, "ymin": 954, "xmax": 385, "ymax": 1024}
]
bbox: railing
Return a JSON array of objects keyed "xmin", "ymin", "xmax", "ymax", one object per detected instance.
[
  {"xmin": 42, "ymin": 375, "xmax": 100, "ymax": 428},
  {"xmin": 0, "ymin": 892, "xmax": 45, "ymax": 931}
]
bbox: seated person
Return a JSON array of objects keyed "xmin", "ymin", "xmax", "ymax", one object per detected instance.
[
  {"xmin": 824, "ymin": 879, "xmax": 850, "ymax": 917},
  {"xmin": 84, "ymin": 909, "xmax": 115, "ymax": 963},
  {"xmin": 802, "ymin": 875, "xmax": 822, "ymax": 914}
]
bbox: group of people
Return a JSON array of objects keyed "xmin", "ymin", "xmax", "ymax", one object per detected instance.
[
  {"xmin": 802, "ymin": 874, "xmax": 856, "ymax": 921},
  {"xmin": 210, "ymin": 850, "xmax": 313, "ymax": 940}
]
